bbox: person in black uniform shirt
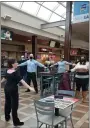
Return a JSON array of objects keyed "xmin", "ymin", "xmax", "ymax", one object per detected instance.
[{"xmin": 1, "ymin": 59, "xmax": 34, "ymax": 126}]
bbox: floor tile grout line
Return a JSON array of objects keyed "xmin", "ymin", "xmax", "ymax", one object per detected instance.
[
  {"xmin": 74, "ymin": 109, "xmax": 88, "ymax": 113},
  {"xmin": 74, "ymin": 112, "xmax": 89, "ymax": 127}
]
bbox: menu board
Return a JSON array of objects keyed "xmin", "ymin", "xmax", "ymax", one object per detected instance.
[{"xmin": 70, "ymin": 49, "xmax": 78, "ymax": 55}]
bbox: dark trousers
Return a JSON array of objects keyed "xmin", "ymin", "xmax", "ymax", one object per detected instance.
[
  {"xmin": 4, "ymin": 89, "xmax": 20, "ymax": 124},
  {"xmin": 76, "ymin": 78, "xmax": 89, "ymax": 91},
  {"xmin": 27, "ymin": 72, "xmax": 38, "ymax": 93}
]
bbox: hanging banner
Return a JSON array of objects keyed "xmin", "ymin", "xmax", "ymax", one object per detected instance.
[{"xmin": 73, "ymin": 2, "xmax": 89, "ymax": 23}]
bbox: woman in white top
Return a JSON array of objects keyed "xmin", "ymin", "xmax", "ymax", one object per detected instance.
[{"xmin": 71, "ymin": 56, "xmax": 89, "ymax": 103}]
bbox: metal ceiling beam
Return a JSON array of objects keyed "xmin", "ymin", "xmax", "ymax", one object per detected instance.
[
  {"xmin": 58, "ymin": 2, "xmax": 66, "ymax": 8},
  {"xmin": 41, "ymin": 20, "xmax": 65, "ymax": 29}
]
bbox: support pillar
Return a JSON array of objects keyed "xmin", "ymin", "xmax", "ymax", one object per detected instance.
[
  {"xmin": 32, "ymin": 35, "xmax": 37, "ymax": 59},
  {"xmin": 64, "ymin": 2, "xmax": 72, "ymax": 61}
]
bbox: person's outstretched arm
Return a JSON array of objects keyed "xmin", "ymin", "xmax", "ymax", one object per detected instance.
[
  {"xmin": 18, "ymin": 61, "xmax": 27, "ymax": 66},
  {"xmin": 71, "ymin": 63, "xmax": 79, "ymax": 72},
  {"xmin": 50, "ymin": 62, "xmax": 58, "ymax": 67},
  {"xmin": 1, "ymin": 78, "xmax": 6, "ymax": 84},
  {"xmin": 16, "ymin": 70, "xmax": 34, "ymax": 92},
  {"xmin": 65, "ymin": 61, "xmax": 75, "ymax": 66},
  {"xmin": 20, "ymin": 79, "xmax": 34, "ymax": 92},
  {"xmin": 35, "ymin": 60, "xmax": 46, "ymax": 68}
]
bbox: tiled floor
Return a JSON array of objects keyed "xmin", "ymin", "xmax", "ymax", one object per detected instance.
[{"xmin": 0, "ymin": 87, "xmax": 89, "ymax": 128}]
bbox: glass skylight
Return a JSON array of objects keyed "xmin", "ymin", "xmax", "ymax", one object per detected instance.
[
  {"xmin": 37, "ymin": 6, "xmax": 52, "ymax": 21},
  {"xmin": 55, "ymin": 4, "xmax": 66, "ymax": 17},
  {"xmin": 43, "ymin": 2, "xmax": 58, "ymax": 10},
  {"xmin": 22, "ymin": 2, "xmax": 40, "ymax": 15},
  {"xmin": 5, "ymin": 2, "xmax": 21, "ymax": 8},
  {"xmin": 3, "ymin": 1, "xmax": 67, "ymax": 29},
  {"xmin": 49, "ymin": 13, "xmax": 61, "ymax": 22}
]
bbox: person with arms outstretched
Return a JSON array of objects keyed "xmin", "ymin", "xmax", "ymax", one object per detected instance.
[
  {"xmin": 50, "ymin": 57, "xmax": 75, "ymax": 90},
  {"xmin": 71, "ymin": 56, "xmax": 89, "ymax": 103},
  {"xmin": 18, "ymin": 54, "xmax": 47, "ymax": 93},
  {"xmin": 50, "ymin": 57, "xmax": 75, "ymax": 73},
  {"xmin": 1, "ymin": 58, "xmax": 34, "ymax": 126}
]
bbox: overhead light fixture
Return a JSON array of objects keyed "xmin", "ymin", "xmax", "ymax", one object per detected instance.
[
  {"xmin": 3, "ymin": 15, "xmax": 12, "ymax": 20},
  {"xmin": 28, "ymin": 40, "xmax": 31, "ymax": 41}
]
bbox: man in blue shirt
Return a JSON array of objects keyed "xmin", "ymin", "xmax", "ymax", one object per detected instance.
[{"xmin": 18, "ymin": 54, "xmax": 46, "ymax": 93}]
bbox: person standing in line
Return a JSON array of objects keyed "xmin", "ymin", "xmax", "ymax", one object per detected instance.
[
  {"xmin": 50, "ymin": 57, "xmax": 75, "ymax": 73},
  {"xmin": 1, "ymin": 59, "xmax": 34, "ymax": 126},
  {"xmin": 50, "ymin": 57, "xmax": 75, "ymax": 90},
  {"xmin": 18, "ymin": 54, "xmax": 47, "ymax": 93},
  {"xmin": 18, "ymin": 55, "xmax": 27, "ymax": 82},
  {"xmin": 71, "ymin": 56, "xmax": 89, "ymax": 103}
]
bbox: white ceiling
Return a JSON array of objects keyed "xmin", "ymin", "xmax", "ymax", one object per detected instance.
[{"xmin": 3, "ymin": 1, "xmax": 67, "ymax": 29}]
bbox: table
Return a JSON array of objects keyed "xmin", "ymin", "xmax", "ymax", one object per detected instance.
[{"xmin": 39, "ymin": 95, "xmax": 79, "ymax": 128}]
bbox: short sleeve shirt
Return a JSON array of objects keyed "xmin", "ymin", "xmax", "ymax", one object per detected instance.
[{"xmin": 4, "ymin": 70, "xmax": 22, "ymax": 91}]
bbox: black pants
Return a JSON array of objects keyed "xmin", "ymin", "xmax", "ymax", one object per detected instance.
[
  {"xmin": 27, "ymin": 72, "xmax": 38, "ymax": 93},
  {"xmin": 76, "ymin": 78, "xmax": 89, "ymax": 91},
  {"xmin": 4, "ymin": 89, "xmax": 20, "ymax": 124}
]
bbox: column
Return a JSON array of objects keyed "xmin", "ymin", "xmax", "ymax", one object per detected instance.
[
  {"xmin": 0, "ymin": 1, "xmax": 1, "ymax": 116},
  {"xmin": 32, "ymin": 35, "xmax": 37, "ymax": 59},
  {"xmin": 64, "ymin": 2, "xmax": 72, "ymax": 61}
]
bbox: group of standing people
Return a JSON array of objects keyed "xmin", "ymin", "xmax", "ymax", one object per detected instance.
[
  {"xmin": 1, "ymin": 54, "xmax": 89, "ymax": 126},
  {"xmin": 51, "ymin": 56, "xmax": 89, "ymax": 103}
]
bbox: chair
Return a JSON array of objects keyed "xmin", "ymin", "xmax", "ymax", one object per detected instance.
[
  {"xmin": 57, "ymin": 90, "xmax": 75, "ymax": 128},
  {"xmin": 34, "ymin": 100, "xmax": 65, "ymax": 128},
  {"xmin": 42, "ymin": 77, "xmax": 53, "ymax": 97}
]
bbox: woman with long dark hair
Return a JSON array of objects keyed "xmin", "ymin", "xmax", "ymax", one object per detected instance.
[
  {"xmin": 71, "ymin": 56, "xmax": 89, "ymax": 103},
  {"xmin": 1, "ymin": 59, "xmax": 34, "ymax": 126}
]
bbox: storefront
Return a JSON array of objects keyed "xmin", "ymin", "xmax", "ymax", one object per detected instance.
[
  {"xmin": 37, "ymin": 47, "xmax": 62, "ymax": 64},
  {"xmin": 70, "ymin": 48, "xmax": 89, "ymax": 62}
]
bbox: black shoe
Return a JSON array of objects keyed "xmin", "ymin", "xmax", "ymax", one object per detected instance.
[
  {"xmin": 5, "ymin": 115, "xmax": 10, "ymax": 122},
  {"xmin": 25, "ymin": 89, "xmax": 30, "ymax": 92},
  {"xmin": 14, "ymin": 122, "xmax": 24, "ymax": 126}
]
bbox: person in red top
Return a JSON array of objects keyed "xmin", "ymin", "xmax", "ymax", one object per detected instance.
[{"xmin": 1, "ymin": 59, "xmax": 34, "ymax": 126}]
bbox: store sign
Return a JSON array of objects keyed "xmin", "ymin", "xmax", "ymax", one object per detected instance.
[
  {"xmin": 1, "ymin": 28, "xmax": 13, "ymax": 40},
  {"xmin": 39, "ymin": 48, "xmax": 52, "ymax": 52},
  {"xmin": 70, "ymin": 49, "xmax": 78, "ymax": 55},
  {"xmin": 73, "ymin": 2, "xmax": 89, "ymax": 23}
]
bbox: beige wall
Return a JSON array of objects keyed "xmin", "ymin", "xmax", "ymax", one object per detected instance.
[
  {"xmin": 1, "ymin": 40, "xmax": 32, "ymax": 60},
  {"xmin": 2, "ymin": 40, "xmax": 32, "ymax": 51},
  {"xmin": 1, "ymin": 40, "xmax": 61, "ymax": 61}
]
